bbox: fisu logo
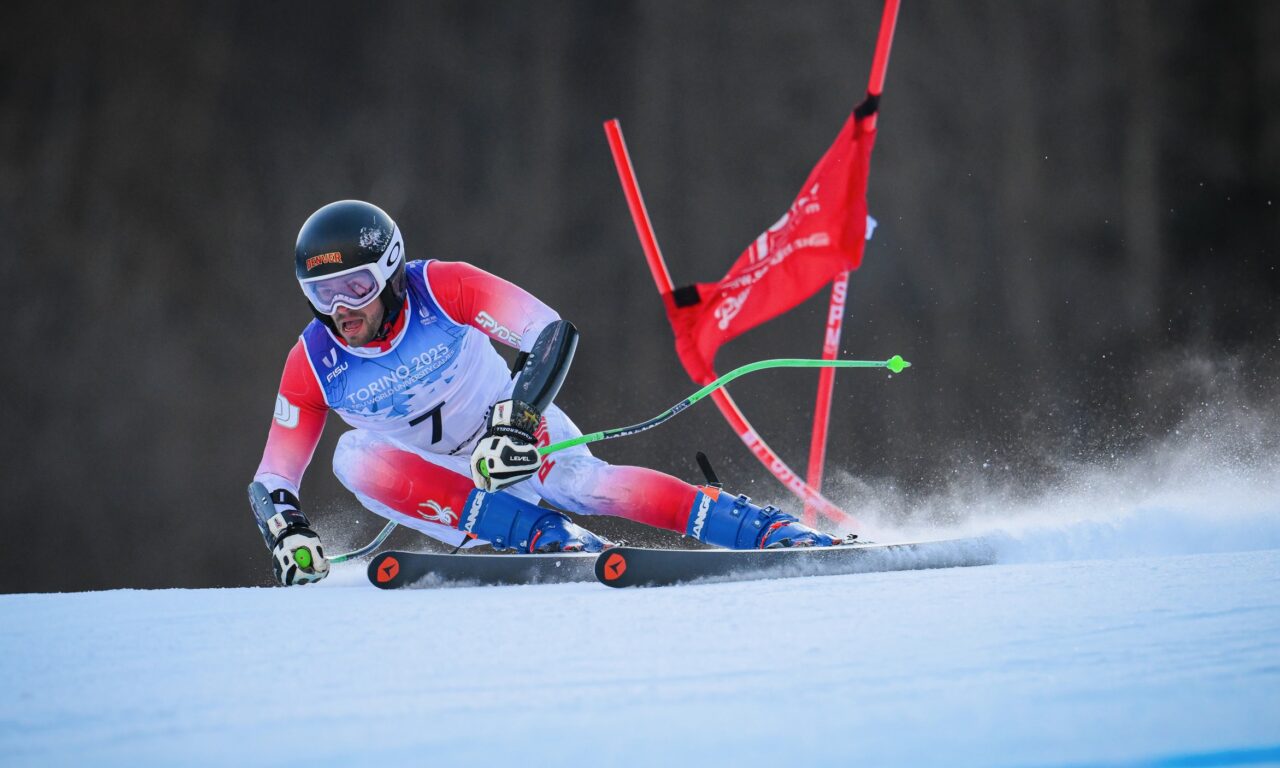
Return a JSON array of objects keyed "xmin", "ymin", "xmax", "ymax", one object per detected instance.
[
  {"xmin": 322, "ymin": 349, "xmax": 339, "ymax": 368},
  {"xmin": 325, "ymin": 361, "xmax": 349, "ymax": 383}
]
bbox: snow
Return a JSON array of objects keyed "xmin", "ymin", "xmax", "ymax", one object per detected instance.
[
  {"xmin": 3, "ymin": 546, "xmax": 1279, "ymax": 765},
  {"xmin": 4, "ymin": 425, "xmax": 1279, "ymax": 766}
]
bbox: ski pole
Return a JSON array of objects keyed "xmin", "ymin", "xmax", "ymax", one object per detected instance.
[
  {"xmin": 336, "ymin": 356, "xmax": 909, "ymax": 562},
  {"xmin": 541, "ymin": 355, "xmax": 910, "ymax": 457},
  {"xmin": 329, "ymin": 520, "xmax": 398, "ymax": 564}
]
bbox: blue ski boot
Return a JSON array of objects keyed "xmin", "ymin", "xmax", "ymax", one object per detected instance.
[
  {"xmin": 458, "ymin": 489, "xmax": 608, "ymax": 553},
  {"xmin": 685, "ymin": 488, "xmax": 838, "ymax": 549}
]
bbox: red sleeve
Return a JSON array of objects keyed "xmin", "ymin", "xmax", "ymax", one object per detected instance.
[
  {"xmin": 254, "ymin": 340, "xmax": 328, "ymax": 494},
  {"xmin": 427, "ymin": 260, "xmax": 560, "ymax": 353}
]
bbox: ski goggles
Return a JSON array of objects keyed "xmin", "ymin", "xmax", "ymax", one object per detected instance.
[{"xmin": 299, "ymin": 264, "xmax": 386, "ymax": 314}]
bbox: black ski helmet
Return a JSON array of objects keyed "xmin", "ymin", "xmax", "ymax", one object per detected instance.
[{"xmin": 295, "ymin": 200, "xmax": 408, "ymax": 336}]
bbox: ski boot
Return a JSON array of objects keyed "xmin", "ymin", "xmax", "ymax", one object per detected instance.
[
  {"xmin": 685, "ymin": 487, "xmax": 838, "ymax": 549},
  {"xmin": 458, "ymin": 489, "xmax": 608, "ymax": 553}
]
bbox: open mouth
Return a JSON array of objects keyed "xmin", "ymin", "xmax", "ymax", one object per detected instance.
[{"xmin": 340, "ymin": 318, "xmax": 364, "ymax": 336}]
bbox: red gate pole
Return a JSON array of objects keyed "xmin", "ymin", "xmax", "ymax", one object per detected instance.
[
  {"xmin": 603, "ymin": 119, "xmax": 858, "ymax": 530},
  {"xmin": 804, "ymin": 269, "xmax": 850, "ymax": 525},
  {"xmin": 803, "ymin": 0, "xmax": 901, "ymax": 526}
]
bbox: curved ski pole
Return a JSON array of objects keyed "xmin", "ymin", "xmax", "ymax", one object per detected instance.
[
  {"xmin": 329, "ymin": 520, "xmax": 398, "ymax": 564},
  {"xmin": 541, "ymin": 356, "xmax": 910, "ymax": 457},
  {"xmin": 332, "ymin": 357, "xmax": 908, "ymax": 560}
]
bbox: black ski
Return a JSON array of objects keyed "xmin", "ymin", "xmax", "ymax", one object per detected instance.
[
  {"xmin": 594, "ymin": 537, "xmax": 999, "ymax": 588},
  {"xmin": 367, "ymin": 549, "xmax": 598, "ymax": 589}
]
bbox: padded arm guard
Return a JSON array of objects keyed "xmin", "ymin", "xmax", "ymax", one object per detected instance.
[
  {"xmin": 511, "ymin": 319, "xmax": 578, "ymax": 414},
  {"xmin": 248, "ymin": 481, "xmax": 311, "ymax": 550}
]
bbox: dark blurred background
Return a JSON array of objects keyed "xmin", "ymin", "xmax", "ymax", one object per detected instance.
[{"xmin": 1, "ymin": 1, "xmax": 1276, "ymax": 591}]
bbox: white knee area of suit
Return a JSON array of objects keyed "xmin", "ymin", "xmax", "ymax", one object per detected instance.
[{"xmin": 329, "ymin": 404, "xmax": 628, "ymax": 545}]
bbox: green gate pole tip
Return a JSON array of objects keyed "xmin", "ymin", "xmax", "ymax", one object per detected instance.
[{"xmin": 886, "ymin": 355, "xmax": 910, "ymax": 374}]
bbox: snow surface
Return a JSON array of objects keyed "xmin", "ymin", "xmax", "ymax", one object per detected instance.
[
  {"xmin": 4, "ymin": 426, "xmax": 1280, "ymax": 766},
  {"xmin": 3, "ymin": 549, "xmax": 1278, "ymax": 765}
]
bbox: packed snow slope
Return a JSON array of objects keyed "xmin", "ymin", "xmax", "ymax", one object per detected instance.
[
  {"xmin": 4, "ymin": 418, "xmax": 1280, "ymax": 766},
  {"xmin": 2, "ymin": 550, "xmax": 1278, "ymax": 766}
]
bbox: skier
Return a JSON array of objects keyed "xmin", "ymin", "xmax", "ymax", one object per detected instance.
[{"xmin": 251, "ymin": 200, "xmax": 839, "ymax": 585}]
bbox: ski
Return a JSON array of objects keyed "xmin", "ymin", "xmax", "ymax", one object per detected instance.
[
  {"xmin": 594, "ymin": 537, "xmax": 999, "ymax": 588},
  {"xmin": 367, "ymin": 549, "xmax": 598, "ymax": 589}
]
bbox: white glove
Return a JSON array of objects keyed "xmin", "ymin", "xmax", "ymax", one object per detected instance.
[
  {"xmin": 272, "ymin": 526, "xmax": 330, "ymax": 586},
  {"xmin": 470, "ymin": 399, "xmax": 543, "ymax": 492}
]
